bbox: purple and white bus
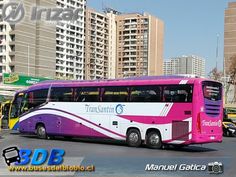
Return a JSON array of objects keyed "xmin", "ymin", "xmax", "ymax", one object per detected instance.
[{"xmin": 19, "ymin": 76, "xmax": 223, "ymax": 149}]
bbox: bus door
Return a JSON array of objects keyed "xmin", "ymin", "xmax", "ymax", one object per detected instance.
[
  {"xmin": 1, "ymin": 102, "xmax": 11, "ymax": 129},
  {"xmin": 9, "ymin": 93, "xmax": 24, "ymax": 130},
  {"xmin": 101, "ymin": 87, "xmax": 128, "ymax": 137}
]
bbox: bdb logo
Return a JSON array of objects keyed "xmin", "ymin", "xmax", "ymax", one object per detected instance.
[
  {"xmin": 2, "ymin": 1, "xmax": 83, "ymax": 24},
  {"xmin": 2, "ymin": 146, "xmax": 65, "ymax": 166}
]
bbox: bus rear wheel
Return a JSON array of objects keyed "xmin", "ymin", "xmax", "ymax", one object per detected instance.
[
  {"xmin": 126, "ymin": 129, "xmax": 142, "ymax": 147},
  {"xmin": 36, "ymin": 124, "xmax": 47, "ymax": 139},
  {"xmin": 146, "ymin": 131, "xmax": 162, "ymax": 149}
]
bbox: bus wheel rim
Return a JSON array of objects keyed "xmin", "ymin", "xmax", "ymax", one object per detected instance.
[
  {"xmin": 129, "ymin": 132, "xmax": 138, "ymax": 143},
  {"xmin": 38, "ymin": 127, "xmax": 45, "ymax": 136},
  {"xmin": 149, "ymin": 134, "xmax": 159, "ymax": 145}
]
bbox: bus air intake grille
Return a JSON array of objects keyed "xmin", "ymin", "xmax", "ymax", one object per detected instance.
[
  {"xmin": 172, "ymin": 121, "xmax": 189, "ymax": 141},
  {"xmin": 205, "ymin": 104, "xmax": 220, "ymax": 116}
]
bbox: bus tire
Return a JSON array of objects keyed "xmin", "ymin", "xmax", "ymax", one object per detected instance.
[
  {"xmin": 146, "ymin": 131, "xmax": 162, "ymax": 149},
  {"xmin": 64, "ymin": 136, "xmax": 73, "ymax": 140},
  {"xmin": 172, "ymin": 144, "xmax": 187, "ymax": 149},
  {"xmin": 36, "ymin": 124, "xmax": 47, "ymax": 139},
  {"xmin": 126, "ymin": 129, "xmax": 142, "ymax": 147}
]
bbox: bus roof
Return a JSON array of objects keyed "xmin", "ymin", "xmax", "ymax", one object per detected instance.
[{"xmin": 25, "ymin": 76, "xmax": 218, "ymax": 91}]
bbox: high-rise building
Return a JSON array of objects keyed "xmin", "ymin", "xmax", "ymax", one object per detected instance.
[
  {"xmin": 84, "ymin": 7, "xmax": 120, "ymax": 80},
  {"xmin": 56, "ymin": 0, "xmax": 86, "ymax": 80},
  {"xmin": 84, "ymin": 8, "xmax": 109, "ymax": 80},
  {"xmin": 224, "ymin": 2, "xmax": 236, "ymax": 74},
  {"xmin": 163, "ymin": 55, "xmax": 205, "ymax": 77},
  {"xmin": 115, "ymin": 13, "xmax": 164, "ymax": 78},
  {"xmin": 105, "ymin": 8, "xmax": 120, "ymax": 79},
  {"xmin": 0, "ymin": 0, "xmax": 56, "ymax": 79}
]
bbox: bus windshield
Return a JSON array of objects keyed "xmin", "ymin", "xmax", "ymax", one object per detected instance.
[{"xmin": 202, "ymin": 81, "xmax": 222, "ymax": 101}]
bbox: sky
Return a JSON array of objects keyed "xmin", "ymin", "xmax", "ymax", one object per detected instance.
[{"xmin": 87, "ymin": 0, "xmax": 233, "ymax": 75}]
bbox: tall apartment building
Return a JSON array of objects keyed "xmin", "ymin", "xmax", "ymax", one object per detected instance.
[
  {"xmin": 105, "ymin": 8, "xmax": 119, "ymax": 79},
  {"xmin": 116, "ymin": 13, "xmax": 164, "ymax": 78},
  {"xmin": 56, "ymin": 0, "xmax": 86, "ymax": 80},
  {"xmin": 163, "ymin": 55, "xmax": 205, "ymax": 77},
  {"xmin": 224, "ymin": 2, "xmax": 236, "ymax": 74},
  {"xmin": 0, "ymin": 0, "xmax": 56, "ymax": 79},
  {"xmin": 84, "ymin": 8, "xmax": 119, "ymax": 80},
  {"xmin": 84, "ymin": 8, "xmax": 109, "ymax": 80}
]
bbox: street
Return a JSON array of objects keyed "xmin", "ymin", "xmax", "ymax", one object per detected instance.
[{"xmin": 0, "ymin": 130, "xmax": 235, "ymax": 177}]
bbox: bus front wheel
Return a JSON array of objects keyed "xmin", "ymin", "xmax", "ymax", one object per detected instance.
[
  {"xmin": 146, "ymin": 131, "xmax": 162, "ymax": 149},
  {"xmin": 126, "ymin": 129, "xmax": 142, "ymax": 147},
  {"xmin": 36, "ymin": 124, "xmax": 47, "ymax": 139}
]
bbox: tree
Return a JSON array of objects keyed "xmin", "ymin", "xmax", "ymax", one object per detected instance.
[
  {"xmin": 228, "ymin": 55, "xmax": 236, "ymax": 82},
  {"xmin": 208, "ymin": 67, "xmax": 223, "ymax": 81},
  {"xmin": 225, "ymin": 55, "xmax": 236, "ymax": 103}
]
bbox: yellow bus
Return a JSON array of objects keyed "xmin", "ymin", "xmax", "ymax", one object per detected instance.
[
  {"xmin": 9, "ymin": 91, "xmax": 25, "ymax": 130},
  {"xmin": 224, "ymin": 107, "xmax": 236, "ymax": 124},
  {"xmin": 227, "ymin": 108, "xmax": 236, "ymax": 119}
]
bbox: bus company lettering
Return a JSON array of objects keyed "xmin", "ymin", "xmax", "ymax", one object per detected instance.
[
  {"xmin": 145, "ymin": 163, "xmax": 206, "ymax": 171},
  {"xmin": 85, "ymin": 104, "xmax": 125, "ymax": 114},
  {"xmin": 85, "ymin": 104, "xmax": 115, "ymax": 114},
  {"xmin": 202, "ymin": 120, "xmax": 221, "ymax": 127}
]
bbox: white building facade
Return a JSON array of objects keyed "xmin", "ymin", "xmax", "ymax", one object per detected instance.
[
  {"xmin": 164, "ymin": 55, "xmax": 205, "ymax": 77},
  {"xmin": 56, "ymin": 0, "xmax": 86, "ymax": 80}
]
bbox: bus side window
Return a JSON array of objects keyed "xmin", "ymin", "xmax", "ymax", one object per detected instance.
[
  {"xmin": 75, "ymin": 87, "xmax": 100, "ymax": 102},
  {"xmin": 130, "ymin": 86, "xmax": 161, "ymax": 102},
  {"xmin": 21, "ymin": 89, "xmax": 48, "ymax": 113},
  {"xmin": 50, "ymin": 87, "xmax": 74, "ymax": 102},
  {"xmin": 102, "ymin": 87, "xmax": 128, "ymax": 102},
  {"xmin": 163, "ymin": 85, "xmax": 193, "ymax": 103}
]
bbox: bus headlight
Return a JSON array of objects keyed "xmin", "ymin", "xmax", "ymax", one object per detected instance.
[{"xmin": 228, "ymin": 128, "xmax": 235, "ymax": 133}]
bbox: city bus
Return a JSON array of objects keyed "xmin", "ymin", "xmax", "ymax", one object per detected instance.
[
  {"xmin": 18, "ymin": 76, "xmax": 223, "ymax": 149},
  {"xmin": 9, "ymin": 91, "xmax": 25, "ymax": 130}
]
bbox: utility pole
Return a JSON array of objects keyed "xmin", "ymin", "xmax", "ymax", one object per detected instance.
[{"xmin": 216, "ymin": 34, "xmax": 219, "ymax": 70}]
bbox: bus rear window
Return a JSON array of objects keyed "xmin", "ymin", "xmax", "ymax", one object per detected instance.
[{"xmin": 202, "ymin": 81, "xmax": 222, "ymax": 101}]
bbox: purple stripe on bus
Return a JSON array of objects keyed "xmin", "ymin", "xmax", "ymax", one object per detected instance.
[
  {"xmin": 20, "ymin": 114, "xmax": 110, "ymax": 138},
  {"xmin": 28, "ymin": 108, "xmax": 126, "ymax": 138}
]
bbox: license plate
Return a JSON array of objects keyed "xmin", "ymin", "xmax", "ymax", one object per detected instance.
[{"xmin": 210, "ymin": 136, "xmax": 215, "ymax": 140}]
